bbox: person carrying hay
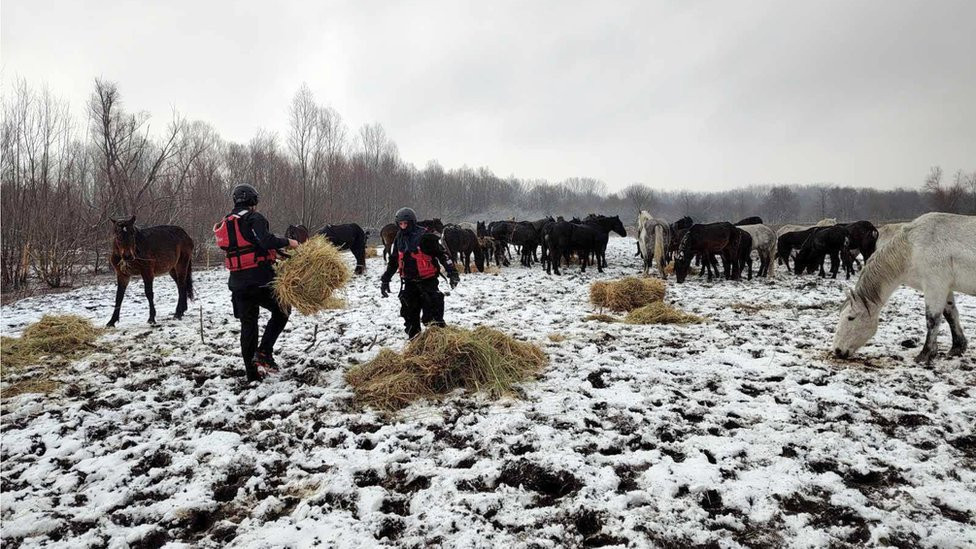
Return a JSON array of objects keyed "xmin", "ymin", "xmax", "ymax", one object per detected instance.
[
  {"xmin": 214, "ymin": 184, "xmax": 299, "ymax": 382},
  {"xmin": 380, "ymin": 207, "xmax": 460, "ymax": 338}
]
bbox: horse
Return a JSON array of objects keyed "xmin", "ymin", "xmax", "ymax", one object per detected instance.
[
  {"xmin": 841, "ymin": 220, "xmax": 879, "ymax": 264},
  {"xmin": 834, "ymin": 213, "xmax": 976, "ymax": 363},
  {"xmin": 582, "ymin": 215, "xmax": 627, "ymax": 269},
  {"xmin": 287, "ymin": 223, "xmax": 369, "ymax": 274},
  {"xmin": 478, "ymin": 236, "xmax": 500, "ymax": 267},
  {"xmin": 637, "ymin": 211, "xmax": 671, "ymax": 278},
  {"xmin": 674, "ymin": 222, "xmax": 741, "ymax": 283},
  {"xmin": 776, "ymin": 227, "xmax": 818, "ymax": 272},
  {"xmin": 511, "ymin": 219, "xmax": 549, "ymax": 267},
  {"xmin": 546, "ymin": 220, "xmax": 598, "ymax": 274},
  {"xmin": 737, "ymin": 223, "xmax": 777, "ymax": 277},
  {"xmin": 476, "ymin": 221, "xmax": 488, "ymax": 238},
  {"xmin": 733, "ymin": 227, "xmax": 754, "ymax": 280},
  {"xmin": 793, "ymin": 226, "xmax": 854, "ymax": 279},
  {"xmin": 668, "ymin": 216, "xmax": 694, "ymax": 259},
  {"xmin": 489, "ymin": 220, "xmax": 517, "ymax": 262},
  {"xmin": 442, "ymin": 225, "xmax": 485, "ymax": 273},
  {"xmin": 735, "ymin": 216, "xmax": 763, "ymax": 226},
  {"xmin": 381, "ymin": 218, "xmax": 444, "ymax": 261},
  {"xmin": 107, "ymin": 216, "xmax": 194, "ymax": 327}
]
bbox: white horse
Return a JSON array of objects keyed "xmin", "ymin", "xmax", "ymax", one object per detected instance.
[
  {"xmin": 738, "ymin": 224, "xmax": 777, "ymax": 277},
  {"xmin": 834, "ymin": 213, "xmax": 976, "ymax": 363},
  {"xmin": 637, "ymin": 211, "xmax": 671, "ymax": 278}
]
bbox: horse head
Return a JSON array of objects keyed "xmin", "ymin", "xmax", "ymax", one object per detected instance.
[
  {"xmin": 111, "ymin": 216, "xmax": 138, "ymax": 259},
  {"xmin": 285, "ymin": 224, "xmax": 310, "ymax": 244},
  {"xmin": 610, "ymin": 215, "xmax": 627, "ymax": 237},
  {"xmin": 833, "ymin": 287, "xmax": 880, "ymax": 358}
]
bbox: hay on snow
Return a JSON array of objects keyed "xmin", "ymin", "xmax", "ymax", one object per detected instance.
[
  {"xmin": 624, "ymin": 302, "xmax": 704, "ymax": 325},
  {"xmin": 346, "ymin": 326, "xmax": 547, "ymax": 412},
  {"xmin": 2, "ymin": 314, "xmax": 102, "ymax": 396},
  {"xmin": 273, "ymin": 235, "xmax": 350, "ymax": 315},
  {"xmin": 590, "ymin": 277, "xmax": 666, "ymax": 312}
]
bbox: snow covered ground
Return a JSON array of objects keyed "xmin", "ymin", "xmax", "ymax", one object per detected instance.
[{"xmin": 2, "ymin": 237, "xmax": 975, "ymax": 548}]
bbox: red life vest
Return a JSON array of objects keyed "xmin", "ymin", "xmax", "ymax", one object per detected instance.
[
  {"xmin": 398, "ymin": 250, "xmax": 438, "ymax": 280},
  {"xmin": 213, "ymin": 211, "xmax": 277, "ymax": 271}
]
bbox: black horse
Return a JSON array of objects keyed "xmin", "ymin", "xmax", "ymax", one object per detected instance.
[
  {"xmin": 842, "ymin": 220, "xmax": 879, "ymax": 263},
  {"xmin": 442, "ymin": 225, "xmax": 485, "ymax": 273},
  {"xmin": 734, "ymin": 216, "xmax": 763, "ymax": 226},
  {"xmin": 286, "ymin": 222, "xmax": 369, "ymax": 275},
  {"xmin": 668, "ymin": 216, "xmax": 694, "ymax": 260},
  {"xmin": 734, "ymin": 227, "xmax": 755, "ymax": 280},
  {"xmin": 794, "ymin": 226, "xmax": 854, "ymax": 279},
  {"xmin": 776, "ymin": 227, "xmax": 818, "ymax": 273},
  {"xmin": 675, "ymin": 222, "xmax": 742, "ymax": 283},
  {"xmin": 546, "ymin": 220, "xmax": 601, "ymax": 274},
  {"xmin": 581, "ymin": 215, "xmax": 627, "ymax": 269}
]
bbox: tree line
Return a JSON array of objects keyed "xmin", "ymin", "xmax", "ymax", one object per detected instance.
[{"xmin": 2, "ymin": 78, "xmax": 974, "ymax": 292}]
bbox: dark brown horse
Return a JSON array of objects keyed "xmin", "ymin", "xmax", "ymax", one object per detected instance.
[
  {"xmin": 442, "ymin": 225, "xmax": 485, "ymax": 273},
  {"xmin": 107, "ymin": 216, "xmax": 194, "ymax": 327},
  {"xmin": 674, "ymin": 222, "xmax": 742, "ymax": 283}
]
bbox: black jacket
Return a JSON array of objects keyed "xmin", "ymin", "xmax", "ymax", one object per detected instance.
[
  {"xmin": 227, "ymin": 208, "xmax": 290, "ymax": 292},
  {"xmin": 381, "ymin": 225, "xmax": 456, "ymax": 283}
]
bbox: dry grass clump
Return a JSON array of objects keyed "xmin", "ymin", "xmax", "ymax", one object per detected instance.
[
  {"xmin": 2, "ymin": 315, "xmax": 102, "ymax": 370},
  {"xmin": 590, "ymin": 277, "xmax": 666, "ymax": 312},
  {"xmin": 2, "ymin": 315, "xmax": 102, "ymax": 397},
  {"xmin": 665, "ymin": 262, "xmax": 675, "ymax": 276},
  {"xmin": 273, "ymin": 235, "xmax": 351, "ymax": 315},
  {"xmin": 365, "ymin": 246, "xmax": 379, "ymax": 258},
  {"xmin": 346, "ymin": 326, "xmax": 547, "ymax": 412},
  {"xmin": 547, "ymin": 333, "xmax": 566, "ymax": 342},
  {"xmin": 624, "ymin": 302, "xmax": 704, "ymax": 325}
]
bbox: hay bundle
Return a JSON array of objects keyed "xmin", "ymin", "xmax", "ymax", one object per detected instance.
[
  {"xmin": 346, "ymin": 326, "xmax": 547, "ymax": 412},
  {"xmin": 624, "ymin": 302, "xmax": 703, "ymax": 325},
  {"xmin": 2, "ymin": 314, "xmax": 102, "ymax": 370},
  {"xmin": 365, "ymin": 246, "xmax": 379, "ymax": 258},
  {"xmin": 665, "ymin": 262, "xmax": 675, "ymax": 276},
  {"xmin": 590, "ymin": 277, "xmax": 666, "ymax": 312},
  {"xmin": 273, "ymin": 235, "xmax": 350, "ymax": 315}
]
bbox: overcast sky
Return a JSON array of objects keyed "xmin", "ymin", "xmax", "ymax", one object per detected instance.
[{"xmin": 2, "ymin": 0, "xmax": 974, "ymax": 192}]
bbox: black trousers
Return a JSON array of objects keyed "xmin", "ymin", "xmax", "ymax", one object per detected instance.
[
  {"xmin": 232, "ymin": 286, "xmax": 290, "ymax": 379},
  {"xmin": 398, "ymin": 277, "xmax": 445, "ymax": 338}
]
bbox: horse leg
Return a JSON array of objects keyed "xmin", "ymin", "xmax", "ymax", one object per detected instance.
[
  {"xmin": 917, "ymin": 289, "xmax": 950, "ymax": 363},
  {"xmin": 944, "ymin": 293, "xmax": 968, "ymax": 356},
  {"xmin": 142, "ymin": 273, "xmax": 157, "ymax": 325},
  {"xmin": 107, "ymin": 273, "xmax": 130, "ymax": 327},
  {"xmin": 354, "ymin": 247, "xmax": 366, "ymax": 275},
  {"xmin": 464, "ymin": 251, "xmax": 472, "ymax": 274}
]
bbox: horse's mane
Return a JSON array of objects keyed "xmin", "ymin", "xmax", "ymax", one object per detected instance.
[{"xmin": 853, "ymin": 227, "xmax": 911, "ymax": 307}]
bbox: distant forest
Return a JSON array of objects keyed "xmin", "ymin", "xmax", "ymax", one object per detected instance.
[{"xmin": 3, "ymin": 79, "xmax": 974, "ymax": 291}]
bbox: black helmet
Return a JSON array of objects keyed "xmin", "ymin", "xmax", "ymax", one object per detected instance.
[
  {"xmin": 394, "ymin": 207, "xmax": 417, "ymax": 224},
  {"xmin": 232, "ymin": 184, "xmax": 259, "ymax": 207}
]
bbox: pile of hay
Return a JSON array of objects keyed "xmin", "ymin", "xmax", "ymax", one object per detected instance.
[
  {"xmin": 346, "ymin": 326, "xmax": 547, "ymax": 412},
  {"xmin": 583, "ymin": 313, "xmax": 619, "ymax": 323},
  {"xmin": 2, "ymin": 314, "xmax": 102, "ymax": 370},
  {"xmin": 624, "ymin": 302, "xmax": 703, "ymax": 325},
  {"xmin": 2, "ymin": 315, "xmax": 102, "ymax": 397},
  {"xmin": 365, "ymin": 246, "xmax": 379, "ymax": 258},
  {"xmin": 590, "ymin": 277, "xmax": 666, "ymax": 312},
  {"xmin": 273, "ymin": 235, "xmax": 351, "ymax": 315}
]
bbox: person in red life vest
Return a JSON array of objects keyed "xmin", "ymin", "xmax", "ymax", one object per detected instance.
[
  {"xmin": 214, "ymin": 184, "xmax": 298, "ymax": 382},
  {"xmin": 380, "ymin": 207, "xmax": 460, "ymax": 338}
]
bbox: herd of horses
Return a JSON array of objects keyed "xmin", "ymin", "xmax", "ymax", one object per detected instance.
[
  {"xmin": 637, "ymin": 214, "xmax": 883, "ymax": 284},
  {"xmin": 103, "ymin": 210, "xmax": 972, "ymax": 363}
]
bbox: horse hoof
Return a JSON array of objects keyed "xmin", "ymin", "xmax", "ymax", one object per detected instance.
[
  {"xmin": 913, "ymin": 350, "xmax": 933, "ymax": 364},
  {"xmin": 106, "ymin": 320, "xmax": 117, "ymax": 328},
  {"xmin": 148, "ymin": 319, "xmax": 157, "ymax": 326},
  {"xmin": 949, "ymin": 346, "xmax": 967, "ymax": 357}
]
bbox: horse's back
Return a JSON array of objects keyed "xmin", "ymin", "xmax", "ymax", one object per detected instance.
[{"xmin": 906, "ymin": 213, "xmax": 976, "ymax": 294}]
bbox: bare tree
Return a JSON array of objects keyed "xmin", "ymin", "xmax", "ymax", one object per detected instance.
[{"xmin": 622, "ymin": 183, "xmax": 654, "ymax": 216}]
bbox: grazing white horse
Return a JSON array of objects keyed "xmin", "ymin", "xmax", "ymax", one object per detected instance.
[
  {"xmin": 738, "ymin": 224, "xmax": 777, "ymax": 277},
  {"xmin": 834, "ymin": 213, "xmax": 976, "ymax": 363},
  {"xmin": 637, "ymin": 211, "xmax": 671, "ymax": 278}
]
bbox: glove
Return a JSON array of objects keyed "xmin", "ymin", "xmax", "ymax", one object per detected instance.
[
  {"xmin": 448, "ymin": 271, "xmax": 460, "ymax": 289},
  {"xmin": 380, "ymin": 280, "xmax": 391, "ymax": 298}
]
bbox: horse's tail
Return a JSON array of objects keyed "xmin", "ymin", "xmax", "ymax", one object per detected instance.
[
  {"xmin": 185, "ymin": 258, "xmax": 195, "ymax": 300},
  {"xmin": 767, "ymin": 234, "xmax": 777, "ymax": 277},
  {"xmin": 653, "ymin": 225, "xmax": 666, "ymax": 278}
]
